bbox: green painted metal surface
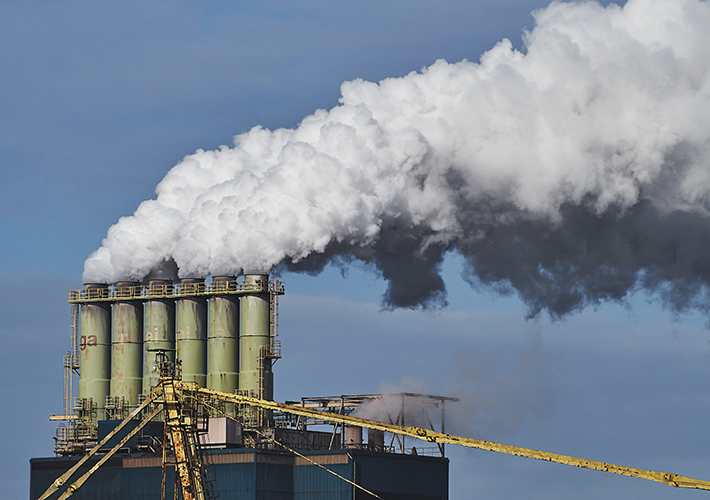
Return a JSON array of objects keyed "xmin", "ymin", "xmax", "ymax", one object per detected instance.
[
  {"xmin": 239, "ymin": 274, "xmax": 271, "ymax": 399},
  {"xmin": 111, "ymin": 282, "xmax": 143, "ymax": 410},
  {"xmin": 207, "ymin": 277, "xmax": 239, "ymax": 408},
  {"xmin": 79, "ymin": 284, "xmax": 111, "ymax": 420},
  {"xmin": 143, "ymin": 280, "xmax": 175, "ymax": 395},
  {"xmin": 176, "ymin": 278, "xmax": 207, "ymax": 387}
]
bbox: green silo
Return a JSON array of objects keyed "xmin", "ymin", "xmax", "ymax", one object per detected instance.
[
  {"xmin": 78, "ymin": 283, "xmax": 111, "ymax": 421},
  {"xmin": 176, "ymin": 278, "xmax": 207, "ymax": 387},
  {"xmin": 239, "ymin": 274, "xmax": 272, "ymax": 401},
  {"xmin": 110, "ymin": 281, "xmax": 143, "ymax": 413},
  {"xmin": 143, "ymin": 279, "xmax": 175, "ymax": 395},
  {"xmin": 207, "ymin": 276, "xmax": 239, "ymax": 411}
]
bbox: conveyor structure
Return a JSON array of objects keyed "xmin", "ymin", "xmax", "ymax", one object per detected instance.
[{"xmin": 39, "ymin": 356, "xmax": 710, "ymax": 500}]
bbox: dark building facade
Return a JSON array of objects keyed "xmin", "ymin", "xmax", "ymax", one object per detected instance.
[{"xmin": 31, "ymin": 448, "xmax": 448, "ymax": 500}]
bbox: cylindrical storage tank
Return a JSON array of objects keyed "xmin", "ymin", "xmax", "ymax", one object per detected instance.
[
  {"xmin": 207, "ymin": 277, "xmax": 240, "ymax": 406},
  {"xmin": 346, "ymin": 426, "xmax": 363, "ymax": 449},
  {"xmin": 239, "ymin": 274, "xmax": 271, "ymax": 399},
  {"xmin": 368, "ymin": 429, "xmax": 385, "ymax": 452},
  {"xmin": 143, "ymin": 279, "xmax": 175, "ymax": 395},
  {"xmin": 110, "ymin": 281, "xmax": 143, "ymax": 413},
  {"xmin": 176, "ymin": 278, "xmax": 207, "ymax": 387},
  {"xmin": 79, "ymin": 284, "xmax": 111, "ymax": 420}
]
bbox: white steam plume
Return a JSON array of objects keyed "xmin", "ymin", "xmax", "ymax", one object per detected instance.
[{"xmin": 84, "ymin": 0, "xmax": 710, "ymax": 317}]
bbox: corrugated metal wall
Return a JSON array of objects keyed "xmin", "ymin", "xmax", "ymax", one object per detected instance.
[
  {"xmin": 353, "ymin": 451, "xmax": 449, "ymax": 500},
  {"xmin": 294, "ymin": 452, "xmax": 352, "ymax": 500},
  {"xmin": 30, "ymin": 456, "xmax": 171, "ymax": 500},
  {"xmin": 30, "ymin": 449, "xmax": 448, "ymax": 500}
]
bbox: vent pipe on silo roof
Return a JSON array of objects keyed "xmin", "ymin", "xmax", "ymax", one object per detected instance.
[
  {"xmin": 79, "ymin": 283, "xmax": 111, "ymax": 421},
  {"xmin": 110, "ymin": 281, "xmax": 143, "ymax": 414},
  {"xmin": 368, "ymin": 429, "xmax": 385, "ymax": 452},
  {"xmin": 143, "ymin": 279, "xmax": 175, "ymax": 395},
  {"xmin": 346, "ymin": 426, "xmax": 363, "ymax": 449},
  {"xmin": 207, "ymin": 276, "xmax": 239, "ymax": 414},
  {"xmin": 176, "ymin": 278, "xmax": 207, "ymax": 387}
]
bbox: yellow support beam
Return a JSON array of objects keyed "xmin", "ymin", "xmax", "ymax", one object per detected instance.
[
  {"xmin": 57, "ymin": 406, "xmax": 163, "ymax": 500},
  {"xmin": 161, "ymin": 378, "xmax": 207, "ymax": 500},
  {"xmin": 38, "ymin": 393, "xmax": 160, "ymax": 500},
  {"xmin": 194, "ymin": 386, "xmax": 710, "ymax": 492},
  {"xmin": 49, "ymin": 414, "xmax": 78, "ymax": 421},
  {"xmin": 42, "ymin": 375, "xmax": 710, "ymax": 500}
]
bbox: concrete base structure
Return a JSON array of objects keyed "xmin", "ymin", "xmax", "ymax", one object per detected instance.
[{"xmin": 31, "ymin": 449, "xmax": 449, "ymax": 500}]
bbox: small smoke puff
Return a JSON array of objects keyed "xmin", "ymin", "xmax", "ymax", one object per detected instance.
[
  {"xmin": 354, "ymin": 393, "xmax": 433, "ymax": 429},
  {"xmin": 84, "ymin": 0, "xmax": 710, "ymax": 318}
]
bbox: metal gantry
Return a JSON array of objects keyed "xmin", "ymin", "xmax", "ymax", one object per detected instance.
[
  {"xmin": 41, "ymin": 372, "xmax": 710, "ymax": 500},
  {"xmin": 200, "ymin": 389, "xmax": 710, "ymax": 492},
  {"xmin": 280, "ymin": 394, "xmax": 457, "ymax": 456}
]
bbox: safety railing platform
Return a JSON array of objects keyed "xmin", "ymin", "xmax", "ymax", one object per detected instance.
[{"xmin": 69, "ymin": 278, "xmax": 285, "ymax": 303}]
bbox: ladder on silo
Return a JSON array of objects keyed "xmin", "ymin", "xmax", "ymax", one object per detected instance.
[
  {"xmin": 257, "ymin": 287, "xmax": 282, "ymax": 397},
  {"xmin": 70, "ymin": 303, "xmax": 80, "ymax": 367},
  {"xmin": 53, "ymin": 304, "xmax": 81, "ymax": 455},
  {"xmin": 268, "ymin": 283, "xmax": 282, "ymax": 359},
  {"xmin": 60, "ymin": 304, "xmax": 81, "ymax": 421},
  {"xmin": 254, "ymin": 286, "xmax": 283, "ymax": 422}
]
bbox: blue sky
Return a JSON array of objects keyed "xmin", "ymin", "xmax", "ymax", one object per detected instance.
[{"xmin": 4, "ymin": 1, "xmax": 710, "ymax": 499}]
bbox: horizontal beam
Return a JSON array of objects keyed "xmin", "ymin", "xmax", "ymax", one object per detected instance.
[
  {"xmin": 38, "ymin": 392, "xmax": 160, "ymax": 500},
  {"xmin": 194, "ymin": 385, "xmax": 710, "ymax": 492}
]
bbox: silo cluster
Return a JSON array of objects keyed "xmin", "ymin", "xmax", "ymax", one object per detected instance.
[{"xmin": 75, "ymin": 274, "xmax": 278, "ymax": 422}]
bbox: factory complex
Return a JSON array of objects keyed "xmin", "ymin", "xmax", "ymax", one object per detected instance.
[{"xmin": 31, "ymin": 275, "xmax": 452, "ymax": 499}]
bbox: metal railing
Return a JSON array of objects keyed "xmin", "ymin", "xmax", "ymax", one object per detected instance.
[{"xmin": 69, "ymin": 278, "xmax": 285, "ymax": 303}]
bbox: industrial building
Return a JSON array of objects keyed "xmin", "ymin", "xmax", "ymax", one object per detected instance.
[
  {"xmin": 31, "ymin": 449, "xmax": 448, "ymax": 499},
  {"xmin": 31, "ymin": 275, "xmax": 453, "ymax": 499},
  {"xmin": 30, "ymin": 274, "xmax": 710, "ymax": 499}
]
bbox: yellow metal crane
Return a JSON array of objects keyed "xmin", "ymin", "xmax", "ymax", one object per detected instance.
[
  {"xmin": 40, "ymin": 364, "xmax": 710, "ymax": 500},
  {"xmin": 162, "ymin": 376, "xmax": 207, "ymax": 500},
  {"xmin": 39, "ymin": 356, "xmax": 209, "ymax": 500},
  {"xmin": 200, "ymin": 388, "xmax": 710, "ymax": 491}
]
